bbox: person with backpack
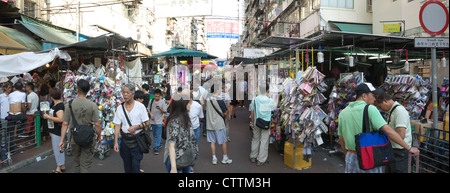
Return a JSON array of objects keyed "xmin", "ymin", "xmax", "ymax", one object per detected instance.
[
  {"xmin": 59, "ymin": 79, "xmax": 101, "ymax": 173},
  {"xmin": 337, "ymin": 83, "xmax": 419, "ymax": 173},
  {"xmin": 374, "ymin": 89, "xmax": 412, "ymax": 173},
  {"xmin": 164, "ymin": 96, "xmax": 198, "ymax": 173},
  {"xmin": 113, "ymin": 84, "xmax": 150, "ymax": 173}
]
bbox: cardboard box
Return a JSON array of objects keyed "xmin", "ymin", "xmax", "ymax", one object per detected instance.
[
  {"xmin": 410, "ymin": 120, "xmax": 444, "ymax": 141},
  {"xmin": 284, "ymin": 141, "xmax": 311, "ymax": 169}
]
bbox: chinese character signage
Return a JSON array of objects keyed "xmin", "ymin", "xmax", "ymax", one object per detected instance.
[
  {"xmin": 383, "ymin": 24, "xmax": 401, "ymax": 33},
  {"xmin": 206, "ymin": 20, "xmax": 239, "ymax": 39}
]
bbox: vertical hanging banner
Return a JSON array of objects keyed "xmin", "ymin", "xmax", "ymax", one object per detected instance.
[{"xmin": 206, "ymin": 20, "xmax": 239, "ymax": 39}]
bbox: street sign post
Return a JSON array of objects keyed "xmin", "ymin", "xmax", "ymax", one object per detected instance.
[
  {"xmin": 419, "ymin": 0, "xmax": 449, "ymax": 130},
  {"xmin": 419, "ymin": 0, "xmax": 449, "ymax": 36},
  {"xmin": 414, "ymin": 37, "xmax": 449, "ymax": 48}
]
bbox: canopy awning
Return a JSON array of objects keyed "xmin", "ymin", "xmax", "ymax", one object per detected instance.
[
  {"xmin": 0, "ymin": 48, "xmax": 71, "ymax": 77},
  {"xmin": 19, "ymin": 20, "xmax": 77, "ymax": 46},
  {"xmin": 0, "ymin": 31, "xmax": 29, "ymax": 55},
  {"xmin": 0, "ymin": 25, "xmax": 42, "ymax": 51},
  {"xmin": 255, "ymin": 36, "xmax": 311, "ymax": 48},
  {"xmin": 329, "ymin": 21, "xmax": 373, "ymax": 34},
  {"xmin": 149, "ymin": 46, "xmax": 217, "ymax": 59},
  {"xmin": 58, "ymin": 33, "xmax": 139, "ymax": 52}
]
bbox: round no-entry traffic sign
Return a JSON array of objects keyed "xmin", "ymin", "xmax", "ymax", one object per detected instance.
[{"xmin": 419, "ymin": 0, "xmax": 449, "ymax": 36}]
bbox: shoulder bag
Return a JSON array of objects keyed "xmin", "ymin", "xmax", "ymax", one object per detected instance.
[
  {"xmin": 69, "ymin": 100, "xmax": 95, "ymax": 147},
  {"xmin": 253, "ymin": 97, "xmax": 271, "ymax": 130},
  {"xmin": 122, "ymin": 103, "xmax": 152, "ymax": 153},
  {"xmin": 355, "ymin": 104, "xmax": 393, "ymax": 170},
  {"xmin": 210, "ymin": 99, "xmax": 226, "ymax": 123}
]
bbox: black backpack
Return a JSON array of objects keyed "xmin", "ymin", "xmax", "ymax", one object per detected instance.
[{"xmin": 69, "ymin": 100, "xmax": 96, "ymax": 147}]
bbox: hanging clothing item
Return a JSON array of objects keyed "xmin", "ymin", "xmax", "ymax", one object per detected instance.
[{"xmin": 125, "ymin": 57, "xmax": 143, "ymax": 83}]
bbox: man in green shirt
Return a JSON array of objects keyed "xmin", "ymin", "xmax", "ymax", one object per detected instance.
[
  {"xmin": 374, "ymin": 90, "xmax": 412, "ymax": 173},
  {"xmin": 338, "ymin": 83, "xmax": 419, "ymax": 173}
]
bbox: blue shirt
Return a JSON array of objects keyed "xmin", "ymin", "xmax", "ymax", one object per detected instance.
[{"xmin": 249, "ymin": 95, "xmax": 276, "ymax": 122}]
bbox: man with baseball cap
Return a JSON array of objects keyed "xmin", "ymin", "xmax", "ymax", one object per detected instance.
[{"xmin": 337, "ymin": 83, "xmax": 420, "ymax": 173}]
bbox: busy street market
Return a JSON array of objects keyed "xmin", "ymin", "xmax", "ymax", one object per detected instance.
[{"xmin": 0, "ymin": 0, "xmax": 449, "ymax": 185}]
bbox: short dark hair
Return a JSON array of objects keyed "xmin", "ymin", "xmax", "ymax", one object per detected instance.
[
  {"xmin": 134, "ymin": 90, "xmax": 145, "ymax": 100},
  {"xmin": 154, "ymin": 88, "xmax": 162, "ymax": 95},
  {"xmin": 26, "ymin": 82, "xmax": 35, "ymax": 91},
  {"xmin": 374, "ymin": 89, "xmax": 392, "ymax": 104},
  {"xmin": 77, "ymin": 79, "xmax": 90, "ymax": 94},
  {"xmin": 142, "ymin": 84, "xmax": 150, "ymax": 91},
  {"xmin": 50, "ymin": 87, "xmax": 62, "ymax": 100},
  {"xmin": 14, "ymin": 82, "xmax": 23, "ymax": 91}
]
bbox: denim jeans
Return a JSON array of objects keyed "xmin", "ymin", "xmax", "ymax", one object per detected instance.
[
  {"xmin": 193, "ymin": 126, "xmax": 200, "ymax": 147},
  {"xmin": 165, "ymin": 157, "xmax": 193, "ymax": 173},
  {"xmin": 152, "ymin": 124, "xmax": 163, "ymax": 151},
  {"xmin": 119, "ymin": 136, "xmax": 143, "ymax": 173}
]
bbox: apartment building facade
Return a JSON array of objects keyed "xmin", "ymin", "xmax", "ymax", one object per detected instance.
[{"xmin": 242, "ymin": 0, "xmax": 448, "ymax": 47}]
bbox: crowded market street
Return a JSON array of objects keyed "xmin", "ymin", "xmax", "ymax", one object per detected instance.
[
  {"xmin": 1, "ymin": 0, "xmax": 449, "ymax": 184},
  {"xmin": 11, "ymin": 104, "xmax": 345, "ymax": 173}
]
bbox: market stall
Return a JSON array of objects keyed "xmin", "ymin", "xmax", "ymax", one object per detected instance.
[
  {"xmin": 272, "ymin": 66, "xmax": 329, "ymax": 169},
  {"xmin": 325, "ymin": 72, "xmax": 365, "ymax": 155}
]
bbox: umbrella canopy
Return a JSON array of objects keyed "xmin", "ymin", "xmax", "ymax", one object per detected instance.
[
  {"xmin": 150, "ymin": 46, "xmax": 217, "ymax": 59},
  {"xmin": 185, "ymin": 61, "xmax": 218, "ymax": 69}
]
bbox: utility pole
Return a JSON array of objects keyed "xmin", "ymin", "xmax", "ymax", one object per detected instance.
[{"xmin": 76, "ymin": 1, "xmax": 80, "ymax": 42}]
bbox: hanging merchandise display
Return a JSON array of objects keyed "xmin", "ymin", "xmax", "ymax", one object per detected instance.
[
  {"xmin": 272, "ymin": 66, "xmax": 328, "ymax": 169},
  {"xmin": 325, "ymin": 72, "xmax": 365, "ymax": 154},
  {"xmin": 379, "ymin": 74, "xmax": 431, "ymax": 120},
  {"xmin": 63, "ymin": 58, "xmax": 126, "ymax": 157}
]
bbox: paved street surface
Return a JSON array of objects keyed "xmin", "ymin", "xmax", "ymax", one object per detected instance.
[{"xmin": 12, "ymin": 105, "xmax": 345, "ymax": 173}]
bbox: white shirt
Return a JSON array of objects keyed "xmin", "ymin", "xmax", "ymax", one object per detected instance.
[
  {"xmin": 0, "ymin": 93, "xmax": 9, "ymax": 119},
  {"xmin": 188, "ymin": 101, "xmax": 204, "ymax": 130},
  {"xmin": 239, "ymin": 81, "xmax": 248, "ymax": 92},
  {"xmin": 26, "ymin": 92, "xmax": 39, "ymax": 115},
  {"xmin": 8, "ymin": 91, "xmax": 26, "ymax": 105},
  {"xmin": 113, "ymin": 101, "xmax": 149, "ymax": 134}
]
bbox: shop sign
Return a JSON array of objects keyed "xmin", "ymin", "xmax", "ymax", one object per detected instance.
[
  {"xmin": 414, "ymin": 37, "xmax": 449, "ymax": 48},
  {"xmin": 383, "ymin": 24, "xmax": 401, "ymax": 33}
]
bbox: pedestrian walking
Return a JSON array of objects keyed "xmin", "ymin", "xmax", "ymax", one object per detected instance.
[
  {"xmin": 135, "ymin": 83, "xmax": 151, "ymax": 108},
  {"xmin": 164, "ymin": 97, "xmax": 198, "ymax": 173},
  {"xmin": 42, "ymin": 88, "xmax": 66, "ymax": 173},
  {"xmin": 337, "ymin": 83, "xmax": 419, "ymax": 173},
  {"xmin": 162, "ymin": 80, "xmax": 171, "ymax": 101},
  {"xmin": 113, "ymin": 84, "xmax": 150, "ymax": 173},
  {"xmin": 249, "ymin": 84, "xmax": 276, "ymax": 166},
  {"xmin": 188, "ymin": 86, "xmax": 204, "ymax": 146},
  {"xmin": 374, "ymin": 89, "xmax": 412, "ymax": 173},
  {"xmin": 147, "ymin": 88, "xmax": 167, "ymax": 155},
  {"xmin": 218, "ymin": 80, "xmax": 232, "ymax": 142},
  {"xmin": 59, "ymin": 79, "xmax": 101, "ymax": 173},
  {"xmin": 206, "ymin": 85, "xmax": 232, "ymax": 165}
]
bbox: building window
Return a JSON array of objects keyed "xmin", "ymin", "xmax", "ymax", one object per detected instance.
[
  {"xmin": 24, "ymin": 0, "xmax": 36, "ymax": 18},
  {"xmin": 321, "ymin": 0, "xmax": 354, "ymax": 9},
  {"xmin": 367, "ymin": 0, "xmax": 372, "ymax": 12}
]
